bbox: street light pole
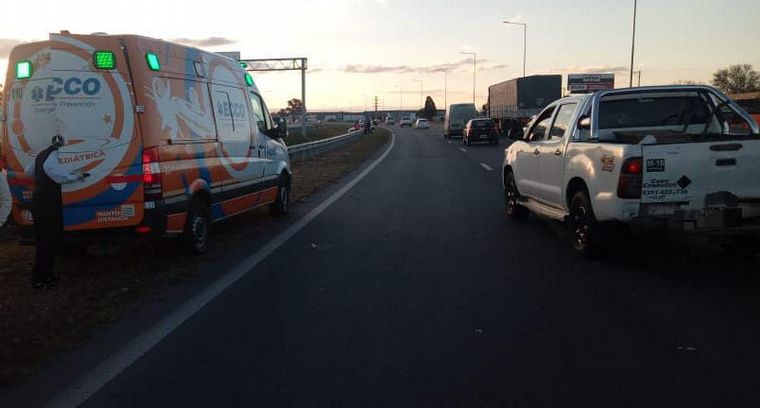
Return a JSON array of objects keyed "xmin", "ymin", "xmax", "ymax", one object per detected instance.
[
  {"xmin": 629, "ymin": 0, "xmax": 638, "ymax": 87},
  {"xmin": 394, "ymin": 85, "xmax": 403, "ymax": 119},
  {"xmin": 460, "ymin": 51, "xmax": 476, "ymax": 104},
  {"xmin": 502, "ymin": 21, "xmax": 527, "ymax": 77},
  {"xmin": 413, "ymin": 79, "xmax": 423, "ymax": 111}
]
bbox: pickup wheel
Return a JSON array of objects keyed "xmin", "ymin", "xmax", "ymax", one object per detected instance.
[
  {"xmin": 568, "ymin": 191, "xmax": 600, "ymax": 257},
  {"xmin": 504, "ymin": 171, "xmax": 529, "ymax": 221},
  {"xmin": 181, "ymin": 198, "xmax": 211, "ymax": 255}
]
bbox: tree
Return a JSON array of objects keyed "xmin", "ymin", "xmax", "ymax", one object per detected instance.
[
  {"xmin": 276, "ymin": 108, "xmax": 287, "ymax": 117},
  {"xmin": 421, "ymin": 96, "xmax": 437, "ymax": 120},
  {"xmin": 712, "ymin": 64, "xmax": 760, "ymax": 94},
  {"xmin": 285, "ymin": 98, "xmax": 304, "ymax": 117}
]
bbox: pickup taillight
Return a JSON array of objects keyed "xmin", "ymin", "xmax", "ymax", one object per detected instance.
[
  {"xmin": 142, "ymin": 147, "xmax": 163, "ymax": 201},
  {"xmin": 617, "ymin": 157, "xmax": 642, "ymax": 199}
]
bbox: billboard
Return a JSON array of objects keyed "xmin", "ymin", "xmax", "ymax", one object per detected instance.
[{"xmin": 568, "ymin": 73, "xmax": 615, "ymax": 94}]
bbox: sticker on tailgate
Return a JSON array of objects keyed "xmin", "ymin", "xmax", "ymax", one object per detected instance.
[{"xmin": 642, "ymin": 177, "xmax": 688, "ymax": 202}]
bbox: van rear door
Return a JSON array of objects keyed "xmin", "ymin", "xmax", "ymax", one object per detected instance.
[{"xmin": 5, "ymin": 37, "xmax": 142, "ymax": 231}]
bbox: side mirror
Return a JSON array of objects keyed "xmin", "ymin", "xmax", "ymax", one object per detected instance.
[
  {"xmin": 275, "ymin": 118, "xmax": 288, "ymax": 139},
  {"xmin": 578, "ymin": 116, "xmax": 591, "ymax": 130},
  {"xmin": 508, "ymin": 126, "xmax": 524, "ymax": 141}
]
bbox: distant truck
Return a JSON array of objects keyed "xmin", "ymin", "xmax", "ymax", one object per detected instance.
[{"xmin": 488, "ymin": 75, "xmax": 562, "ymax": 138}]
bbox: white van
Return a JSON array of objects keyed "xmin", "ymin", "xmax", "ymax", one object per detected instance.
[{"xmin": 444, "ymin": 103, "xmax": 478, "ymax": 138}]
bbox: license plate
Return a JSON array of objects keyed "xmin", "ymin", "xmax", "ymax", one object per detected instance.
[{"xmin": 479, "ymin": 135, "xmax": 487, "ymax": 139}]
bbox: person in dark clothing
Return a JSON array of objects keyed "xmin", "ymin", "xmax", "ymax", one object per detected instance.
[
  {"xmin": 364, "ymin": 117, "xmax": 372, "ymax": 135},
  {"xmin": 24, "ymin": 135, "xmax": 86, "ymax": 290}
]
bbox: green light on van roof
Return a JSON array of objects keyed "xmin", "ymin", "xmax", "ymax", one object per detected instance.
[
  {"xmin": 145, "ymin": 52, "xmax": 161, "ymax": 71},
  {"xmin": 93, "ymin": 50, "xmax": 116, "ymax": 69},
  {"xmin": 244, "ymin": 73, "xmax": 254, "ymax": 87},
  {"xmin": 16, "ymin": 60, "xmax": 32, "ymax": 80}
]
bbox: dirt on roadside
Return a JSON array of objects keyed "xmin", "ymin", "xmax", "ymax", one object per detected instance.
[{"xmin": 0, "ymin": 128, "xmax": 390, "ymax": 387}]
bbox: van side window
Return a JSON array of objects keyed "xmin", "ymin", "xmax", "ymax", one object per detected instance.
[
  {"xmin": 249, "ymin": 92, "xmax": 271, "ymax": 132},
  {"xmin": 527, "ymin": 107, "xmax": 555, "ymax": 142}
]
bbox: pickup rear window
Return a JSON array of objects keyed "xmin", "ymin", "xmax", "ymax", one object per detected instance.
[{"xmin": 599, "ymin": 96, "xmax": 711, "ymax": 129}]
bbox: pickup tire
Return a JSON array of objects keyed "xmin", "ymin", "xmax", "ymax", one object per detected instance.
[
  {"xmin": 568, "ymin": 191, "xmax": 601, "ymax": 257},
  {"xmin": 181, "ymin": 198, "xmax": 211, "ymax": 255},
  {"xmin": 504, "ymin": 171, "xmax": 529, "ymax": 221},
  {"xmin": 269, "ymin": 174, "xmax": 290, "ymax": 217}
]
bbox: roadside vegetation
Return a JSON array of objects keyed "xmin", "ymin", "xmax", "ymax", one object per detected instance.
[{"xmin": 0, "ymin": 128, "xmax": 390, "ymax": 386}]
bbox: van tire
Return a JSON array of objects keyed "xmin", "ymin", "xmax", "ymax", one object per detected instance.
[
  {"xmin": 181, "ymin": 199, "xmax": 210, "ymax": 255},
  {"xmin": 568, "ymin": 191, "xmax": 601, "ymax": 258},
  {"xmin": 270, "ymin": 175, "xmax": 290, "ymax": 217}
]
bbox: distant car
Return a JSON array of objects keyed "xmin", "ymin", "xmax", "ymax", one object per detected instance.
[
  {"xmin": 463, "ymin": 118, "xmax": 498, "ymax": 146},
  {"xmin": 385, "ymin": 117, "xmax": 395, "ymax": 125},
  {"xmin": 415, "ymin": 118, "xmax": 429, "ymax": 129},
  {"xmin": 399, "ymin": 116, "xmax": 414, "ymax": 127}
]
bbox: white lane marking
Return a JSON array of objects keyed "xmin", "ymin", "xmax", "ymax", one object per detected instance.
[
  {"xmin": 480, "ymin": 163, "xmax": 494, "ymax": 171},
  {"xmin": 48, "ymin": 133, "xmax": 398, "ymax": 408},
  {"xmin": 459, "ymin": 148, "xmax": 467, "ymax": 152}
]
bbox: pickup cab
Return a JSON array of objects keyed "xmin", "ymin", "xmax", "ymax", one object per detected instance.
[{"xmin": 502, "ymin": 85, "xmax": 760, "ymax": 256}]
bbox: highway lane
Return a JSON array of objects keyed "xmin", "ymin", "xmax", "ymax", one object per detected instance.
[{"xmin": 83, "ymin": 125, "xmax": 760, "ymax": 407}]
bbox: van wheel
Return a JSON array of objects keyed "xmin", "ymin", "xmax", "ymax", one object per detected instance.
[
  {"xmin": 181, "ymin": 199, "xmax": 210, "ymax": 255},
  {"xmin": 568, "ymin": 191, "xmax": 601, "ymax": 257},
  {"xmin": 505, "ymin": 171, "xmax": 529, "ymax": 221},
  {"xmin": 270, "ymin": 175, "xmax": 290, "ymax": 217}
]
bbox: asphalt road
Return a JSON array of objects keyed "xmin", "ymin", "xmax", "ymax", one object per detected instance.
[{"xmin": 82, "ymin": 125, "xmax": 760, "ymax": 407}]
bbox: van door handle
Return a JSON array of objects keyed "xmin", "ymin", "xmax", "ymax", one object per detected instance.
[
  {"xmin": 554, "ymin": 149, "xmax": 562, "ymax": 156},
  {"xmin": 533, "ymin": 148, "xmax": 540, "ymax": 155},
  {"xmin": 716, "ymin": 158, "xmax": 737, "ymax": 167}
]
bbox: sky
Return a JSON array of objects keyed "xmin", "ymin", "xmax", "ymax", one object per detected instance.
[{"xmin": 1, "ymin": 0, "xmax": 760, "ymax": 112}]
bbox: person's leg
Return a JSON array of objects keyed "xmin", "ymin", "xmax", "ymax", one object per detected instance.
[{"xmin": 32, "ymin": 212, "xmax": 57, "ymax": 286}]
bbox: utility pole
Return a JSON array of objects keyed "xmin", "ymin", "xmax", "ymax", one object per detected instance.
[
  {"xmin": 374, "ymin": 96, "xmax": 379, "ymax": 113},
  {"xmin": 634, "ymin": 70, "xmax": 642, "ymax": 87},
  {"xmin": 629, "ymin": 0, "xmax": 638, "ymax": 88}
]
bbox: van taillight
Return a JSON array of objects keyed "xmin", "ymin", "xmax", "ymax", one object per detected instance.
[
  {"xmin": 142, "ymin": 147, "xmax": 163, "ymax": 201},
  {"xmin": 617, "ymin": 157, "xmax": 642, "ymax": 199}
]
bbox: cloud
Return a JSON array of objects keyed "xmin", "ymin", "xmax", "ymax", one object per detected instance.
[
  {"xmin": 0, "ymin": 39, "xmax": 25, "ymax": 59},
  {"xmin": 544, "ymin": 64, "xmax": 629, "ymax": 74},
  {"xmin": 171, "ymin": 37, "xmax": 236, "ymax": 47},
  {"xmin": 341, "ymin": 58, "xmax": 489, "ymax": 74},
  {"xmin": 485, "ymin": 63, "xmax": 509, "ymax": 70}
]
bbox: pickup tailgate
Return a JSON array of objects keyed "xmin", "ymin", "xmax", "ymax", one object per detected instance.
[{"xmin": 641, "ymin": 140, "xmax": 760, "ymax": 215}]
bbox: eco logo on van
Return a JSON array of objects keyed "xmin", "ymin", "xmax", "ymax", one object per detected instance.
[{"xmin": 7, "ymin": 44, "xmax": 135, "ymax": 198}]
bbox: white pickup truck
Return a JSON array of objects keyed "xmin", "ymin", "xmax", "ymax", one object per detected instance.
[{"xmin": 502, "ymin": 85, "xmax": 760, "ymax": 256}]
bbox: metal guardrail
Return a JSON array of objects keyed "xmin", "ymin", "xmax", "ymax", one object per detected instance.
[{"xmin": 287, "ymin": 129, "xmax": 365, "ymax": 160}]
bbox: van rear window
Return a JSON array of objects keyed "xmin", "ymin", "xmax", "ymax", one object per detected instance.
[{"xmin": 599, "ymin": 97, "xmax": 711, "ymax": 129}]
